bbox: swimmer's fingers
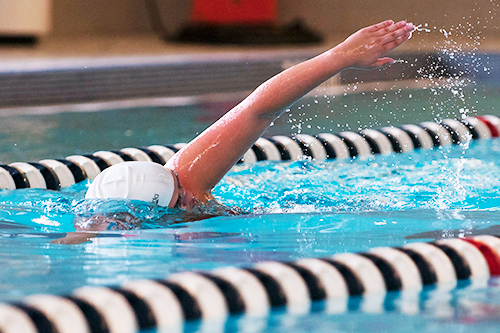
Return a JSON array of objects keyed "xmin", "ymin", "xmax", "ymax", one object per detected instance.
[
  {"xmin": 381, "ymin": 21, "xmax": 413, "ymax": 45},
  {"xmin": 367, "ymin": 20, "xmax": 394, "ymax": 32},
  {"xmin": 376, "ymin": 20, "xmax": 407, "ymax": 36},
  {"xmin": 382, "ymin": 31, "xmax": 412, "ymax": 52}
]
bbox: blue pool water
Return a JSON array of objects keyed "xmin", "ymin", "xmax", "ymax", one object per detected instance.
[
  {"xmin": 1, "ymin": 137, "xmax": 500, "ymax": 332},
  {"xmin": 1, "ymin": 85, "xmax": 500, "ymax": 332}
]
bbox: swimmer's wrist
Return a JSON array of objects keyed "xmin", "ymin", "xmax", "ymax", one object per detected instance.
[{"xmin": 325, "ymin": 45, "xmax": 354, "ymax": 73}]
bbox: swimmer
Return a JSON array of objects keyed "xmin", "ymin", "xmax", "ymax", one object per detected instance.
[{"xmin": 86, "ymin": 20, "xmax": 414, "ymax": 216}]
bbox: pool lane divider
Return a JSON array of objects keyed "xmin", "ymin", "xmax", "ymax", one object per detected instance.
[
  {"xmin": 1, "ymin": 235, "xmax": 500, "ymax": 333},
  {"xmin": 0, "ymin": 115, "xmax": 499, "ymax": 191}
]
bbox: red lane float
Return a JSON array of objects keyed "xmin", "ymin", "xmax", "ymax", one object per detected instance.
[{"xmin": 477, "ymin": 115, "xmax": 500, "ymax": 137}]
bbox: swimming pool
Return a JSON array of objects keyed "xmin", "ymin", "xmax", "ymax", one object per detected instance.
[{"xmin": 1, "ymin": 82, "xmax": 500, "ymax": 332}]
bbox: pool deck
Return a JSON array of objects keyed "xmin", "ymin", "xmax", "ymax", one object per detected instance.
[{"xmin": 0, "ymin": 32, "xmax": 498, "ymax": 112}]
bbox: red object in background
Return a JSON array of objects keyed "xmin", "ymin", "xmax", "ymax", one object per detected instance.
[{"xmin": 190, "ymin": 0, "xmax": 277, "ymax": 25}]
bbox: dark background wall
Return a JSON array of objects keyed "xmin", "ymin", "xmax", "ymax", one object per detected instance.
[{"xmin": 49, "ymin": 0, "xmax": 499, "ymax": 39}]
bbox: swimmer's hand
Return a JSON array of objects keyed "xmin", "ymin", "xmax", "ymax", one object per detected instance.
[
  {"xmin": 50, "ymin": 232, "xmax": 97, "ymax": 245},
  {"xmin": 335, "ymin": 20, "xmax": 414, "ymax": 69}
]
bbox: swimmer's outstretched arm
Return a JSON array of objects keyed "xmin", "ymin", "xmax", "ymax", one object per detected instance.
[{"xmin": 167, "ymin": 20, "xmax": 414, "ymax": 205}]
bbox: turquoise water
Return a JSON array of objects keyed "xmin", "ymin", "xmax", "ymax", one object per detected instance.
[
  {"xmin": 1, "ymin": 84, "xmax": 500, "ymax": 332},
  {"xmin": 0, "ymin": 137, "xmax": 500, "ymax": 332}
]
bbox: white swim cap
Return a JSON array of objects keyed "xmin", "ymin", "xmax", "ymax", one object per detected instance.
[{"xmin": 85, "ymin": 161, "xmax": 176, "ymax": 207}]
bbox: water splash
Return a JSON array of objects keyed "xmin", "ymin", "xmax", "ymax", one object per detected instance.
[
  {"xmin": 408, "ymin": 23, "xmax": 432, "ymax": 39},
  {"xmin": 217, "ymin": 141, "xmax": 500, "ymax": 215}
]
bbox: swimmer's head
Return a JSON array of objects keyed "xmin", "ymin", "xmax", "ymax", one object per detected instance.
[{"xmin": 85, "ymin": 161, "xmax": 181, "ymax": 208}]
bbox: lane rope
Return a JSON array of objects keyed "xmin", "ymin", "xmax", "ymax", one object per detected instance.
[
  {"xmin": 1, "ymin": 235, "xmax": 500, "ymax": 332},
  {"xmin": 1, "ymin": 115, "xmax": 499, "ymax": 191}
]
